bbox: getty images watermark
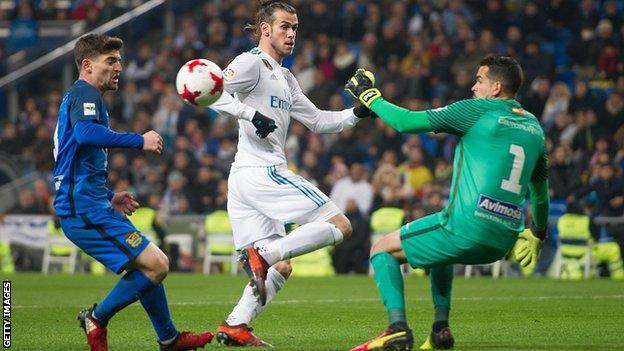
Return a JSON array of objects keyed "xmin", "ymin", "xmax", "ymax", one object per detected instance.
[{"xmin": 3, "ymin": 281, "xmax": 10, "ymax": 348}]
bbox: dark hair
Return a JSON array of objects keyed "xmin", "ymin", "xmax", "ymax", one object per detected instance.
[
  {"xmin": 566, "ymin": 201, "xmax": 584, "ymax": 215},
  {"xmin": 74, "ymin": 33, "xmax": 123, "ymax": 70},
  {"xmin": 479, "ymin": 55, "xmax": 523, "ymax": 97},
  {"xmin": 245, "ymin": 1, "xmax": 296, "ymax": 42}
]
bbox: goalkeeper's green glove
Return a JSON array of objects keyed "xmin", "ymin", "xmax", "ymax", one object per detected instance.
[
  {"xmin": 344, "ymin": 68, "xmax": 382, "ymax": 108},
  {"xmin": 513, "ymin": 226, "xmax": 547, "ymax": 267}
]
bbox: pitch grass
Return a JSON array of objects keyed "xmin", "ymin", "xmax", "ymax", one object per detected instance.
[{"xmin": 8, "ymin": 273, "xmax": 624, "ymax": 350}]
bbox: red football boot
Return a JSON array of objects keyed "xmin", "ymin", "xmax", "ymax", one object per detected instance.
[
  {"xmin": 77, "ymin": 305, "xmax": 108, "ymax": 351},
  {"xmin": 240, "ymin": 247, "xmax": 270, "ymax": 305},
  {"xmin": 216, "ymin": 321, "xmax": 272, "ymax": 347},
  {"xmin": 159, "ymin": 330, "xmax": 214, "ymax": 351}
]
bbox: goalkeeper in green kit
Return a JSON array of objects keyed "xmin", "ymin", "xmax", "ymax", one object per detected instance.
[{"xmin": 347, "ymin": 56, "xmax": 550, "ymax": 351}]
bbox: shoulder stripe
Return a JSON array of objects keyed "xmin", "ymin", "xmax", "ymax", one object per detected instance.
[{"xmin": 261, "ymin": 59, "xmax": 273, "ymax": 70}]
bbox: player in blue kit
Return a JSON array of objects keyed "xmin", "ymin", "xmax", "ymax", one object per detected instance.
[{"xmin": 52, "ymin": 33, "xmax": 213, "ymax": 351}]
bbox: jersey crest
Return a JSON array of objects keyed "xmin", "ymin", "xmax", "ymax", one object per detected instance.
[
  {"xmin": 83, "ymin": 102, "xmax": 96, "ymax": 116},
  {"xmin": 223, "ymin": 68, "xmax": 236, "ymax": 81}
]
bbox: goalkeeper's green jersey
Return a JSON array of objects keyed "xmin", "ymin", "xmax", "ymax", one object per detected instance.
[
  {"xmin": 427, "ymin": 99, "xmax": 547, "ymax": 249},
  {"xmin": 372, "ymin": 98, "xmax": 548, "ymax": 250}
]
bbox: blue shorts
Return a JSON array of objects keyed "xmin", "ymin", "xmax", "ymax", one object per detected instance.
[{"xmin": 59, "ymin": 208, "xmax": 150, "ymax": 274}]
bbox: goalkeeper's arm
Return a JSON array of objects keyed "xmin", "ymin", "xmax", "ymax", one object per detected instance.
[
  {"xmin": 345, "ymin": 68, "xmax": 433, "ymax": 134},
  {"xmin": 369, "ymin": 99, "xmax": 435, "ymax": 134},
  {"xmin": 513, "ymin": 180, "xmax": 550, "ymax": 267},
  {"xmin": 529, "ymin": 179, "xmax": 550, "ymax": 237}
]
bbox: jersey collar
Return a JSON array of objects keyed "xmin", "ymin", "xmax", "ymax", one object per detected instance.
[
  {"xmin": 256, "ymin": 47, "xmax": 281, "ymax": 68},
  {"xmin": 490, "ymin": 98, "xmax": 521, "ymax": 108}
]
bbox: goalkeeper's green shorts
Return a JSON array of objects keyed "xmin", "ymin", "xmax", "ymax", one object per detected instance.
[{"xmin": 400, "ymin": 212, "xmax": 508, "ymax": 269}]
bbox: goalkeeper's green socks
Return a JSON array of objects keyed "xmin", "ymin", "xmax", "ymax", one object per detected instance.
[
  {"xmin": 430, "ymin": 265, "xmax": 453, "ymax": 324},
  {"xmin": 370, "ymin": 252, "xmax": 406, "ymax": 325}
]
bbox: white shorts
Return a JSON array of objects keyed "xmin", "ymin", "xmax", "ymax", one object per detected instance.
[{"xmin": 227, "ymin": 164, "xmax": 341, "ymax": 249}]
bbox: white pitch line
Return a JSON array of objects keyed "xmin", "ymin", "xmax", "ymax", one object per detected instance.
[{"xmin": 12, "ymin": 294, "xmax": 624, "ymax": 309}]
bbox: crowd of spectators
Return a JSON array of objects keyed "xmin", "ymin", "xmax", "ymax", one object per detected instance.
[
  {"xmin": 2, "ymin": 0, "xmax": 624, "ymax": 273},
  {"xmin": 0, "ymin": 0, "xmax": 145, "ymax": 23},
  {"xmin": 0, "ymin": 0, "xmax": 147, "ymax": 56}
]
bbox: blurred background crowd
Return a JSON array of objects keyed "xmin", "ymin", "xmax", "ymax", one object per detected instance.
[{"xmin": 1, "ymin": 0, "xmax": 624, "ymax": 274}]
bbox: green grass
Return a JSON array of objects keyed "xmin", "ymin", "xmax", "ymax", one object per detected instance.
[{"xmin": 7, "ymin": 273, "xmax": 624, "ymax": 350}]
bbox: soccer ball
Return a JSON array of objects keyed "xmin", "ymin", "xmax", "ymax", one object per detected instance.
[{"xmin": 176, "ymin": 59, "xmax": 224, "ymax": 107}]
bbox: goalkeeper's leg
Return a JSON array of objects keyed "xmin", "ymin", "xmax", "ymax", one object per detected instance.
[
  {"xmin": 351, "ymin": 231, "xmax": 414, "ymax": 351},
  {"xmin": 420, "ymin": 266, "xmax": 455, "ymax": 350}
]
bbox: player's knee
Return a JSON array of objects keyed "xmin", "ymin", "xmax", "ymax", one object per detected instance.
[
  {"xmin": 273, "ymin": 261, "xmax": 292, "ymax": 279},
  {"xmin": 370, "ymin": 232, "xmax": 403, "ymax": 260},
  {"xmin": 335, "ymin": 216, "xmax": 353, "ymax": 238},
  {"xmin": 370, "ymin": 241, "xmax": 383, "ymax": 256},
  {"xmin": 150, "ymin": 252, "xmax": 169, "ymax": 282},
  {"xmin": 370, "ymin": 234, "xmax": 393, "ymax": 256}
]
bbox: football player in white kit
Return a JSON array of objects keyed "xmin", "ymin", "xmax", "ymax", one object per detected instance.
[{"xmin": 208, "ymin": 0, "xmax": 375, "ymax": 347}]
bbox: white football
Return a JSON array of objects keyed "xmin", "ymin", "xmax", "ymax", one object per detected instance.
[{"xmin": 175, "ymin": 59, "xmax": 224, "ymax": 107}]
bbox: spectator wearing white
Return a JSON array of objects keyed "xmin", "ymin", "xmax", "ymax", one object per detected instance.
[
  {"xmin": 152, "ymin": 86, "xmax": 182, "ymax": 149},
  {"xmin": 541, "ymin": 82, "xmax": 570, "ymax": 131},
  {"xmin": 330, "ymin": 163, "xmax": 374, "ymax": 216}
]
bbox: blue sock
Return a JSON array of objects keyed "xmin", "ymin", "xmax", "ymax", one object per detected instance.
[
  {"xmin": 140, "ymin": 283, "xmax": 178, "ymax": 342},
  {"xmin": 93, "ymin": 270, "xmax": 157, "ymax": 325}
]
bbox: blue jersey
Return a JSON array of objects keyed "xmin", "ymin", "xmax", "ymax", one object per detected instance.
[
  {"xmin": 53, "ymin": 80, "xmax": 143, "ymax": 216},
  {"xmin": 53, "ymin": 80, "xmax": 111, "ymax": 216}
]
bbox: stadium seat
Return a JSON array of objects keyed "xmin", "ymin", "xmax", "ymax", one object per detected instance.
[
  {"xmin": 290, "ymin": 246, "xmax": 335, "ymax": 277},
  {"xmin": 554, "ymin": 221, "xmax": 624, "ymax": 280},
  {"xmin": 0, "ymin": 241, "xmax": 14, "ymax": 274},
  {"xmin": 202, "ymin": 210, "xmax": 238, "ymax": 275},
  {"xmin": 463, "ymin": 260, "xmax": 505, "ymax": 279},
  {"xmin": 591, "ymin": 241, "xmax": 624, "ymax": 280},
  {"xmin": 369, "ymin": 207, "xmax": 413, "ymax": 275},
  {"xmin": 554, "ymin": 213, "xmax": 592, "ymax": 279},
  {"xmin": 128, "ymin": 207, "xmax": 159, "ymax": 245},
  {"xmin": 42, "ymin": 221, "xmax": 77, "ymax": 274},
  {"xmin": 554, "ymin": 239, "xmax": 592, "ymax": 279},
  {"xmin": 164, "ymin": 215, "xmax": 204, "ymax": 271},
  {"xmin": 283, "ymin": 223, "xmax": 334, "ymax": 277}
]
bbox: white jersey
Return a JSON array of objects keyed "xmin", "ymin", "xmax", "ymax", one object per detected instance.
[{"xmin": 211, "ymin": 47, "xmax": 359, "ymax": 167}]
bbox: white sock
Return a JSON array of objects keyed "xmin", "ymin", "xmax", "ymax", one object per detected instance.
[
  {"xmin": 225, "ymin": 267, "xmax": 287, "ymax": 325},
  {"xmin": 258, "ymin": 222, "xmax": 343, "ymax": 265}
]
